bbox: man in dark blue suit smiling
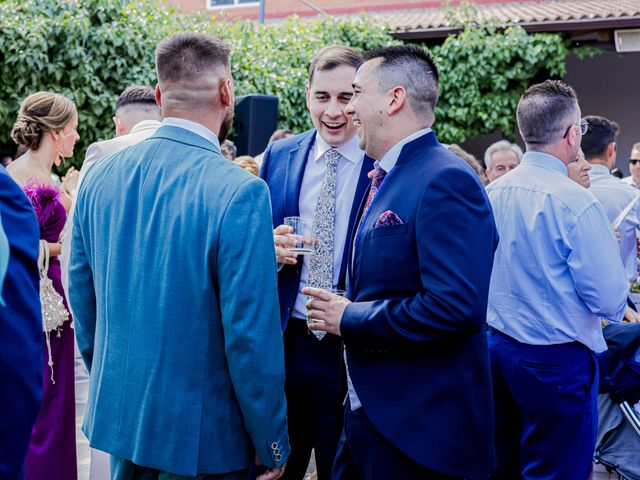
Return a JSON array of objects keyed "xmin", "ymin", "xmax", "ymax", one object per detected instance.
[
  {"xmin": 260, "ymin": 45, "xmax": 373, "ymax": 479},
  {"xmin": 305, "ymin": 46, "xmax": 498, "ymax": 479}
]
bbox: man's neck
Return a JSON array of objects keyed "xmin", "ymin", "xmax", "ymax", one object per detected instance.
[
  {"xmin": 588, "ymin": 157, "xmax": 609, "ymax": 170},
  {"xmin": 162, "ymin": 110, "xmax": 220, "ymax": 137}
]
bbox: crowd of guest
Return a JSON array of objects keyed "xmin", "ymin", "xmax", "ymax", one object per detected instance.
[{"xmin": 1, "ymin": 30, "xmax": 640, "ymax": 480}]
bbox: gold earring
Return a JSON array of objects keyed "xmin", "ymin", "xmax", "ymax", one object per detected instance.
[{"xmin": 55, "ymin": 139, "xmax": 63, "ymax": 167}]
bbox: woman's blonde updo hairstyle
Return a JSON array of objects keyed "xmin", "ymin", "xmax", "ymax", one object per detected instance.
[{"xmin": 10, "ymin": 92, "xmax": 77, "ymax": 151}]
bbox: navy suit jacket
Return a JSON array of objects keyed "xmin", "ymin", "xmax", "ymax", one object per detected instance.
[
  {"xmin": 260, "ymin": 130, "xmax": 373, "ymax": 329},
  {"xmin": 0, "ymin": 166, "xmax": 43, "ymax": 480},
  {"xmin": 342, "ymin": 132, "xmax": 498, "ymax": 478}
]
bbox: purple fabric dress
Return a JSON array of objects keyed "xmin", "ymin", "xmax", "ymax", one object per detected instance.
[{"xmin": 23, "ymin": 184, "xmax": 77, "ymax": 480}]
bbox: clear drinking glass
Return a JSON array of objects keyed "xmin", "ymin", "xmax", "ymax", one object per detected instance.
[
  {"xmin": 284, "ymin": 216, "xmax": 317, "ymax": 254},
  {"xmin": 307, "ymin": 288, "xmax": 347, "ymax": 340}
]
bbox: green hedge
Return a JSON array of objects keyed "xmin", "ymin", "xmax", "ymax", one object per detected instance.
[{"xmin": 0, "ymin": 0, "xmax": 567, "ymax": 170}]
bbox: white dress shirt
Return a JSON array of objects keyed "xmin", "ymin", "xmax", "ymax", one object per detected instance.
[
  {"xmin": 589, "ymin": 164, "xmax": 640, "ymax": 282},
  {"xmin": 622, "ymin": 176, "xmax": 640, "ymax": 189},
  {"xmin": 292, "ymin": 134, "xmax": 364, "ymax": 320},
  {"xmin": 487, "ymin": 152, "xmax": 628, "ymax": 353},
  {"xmin": 162, "ymin": 117, "xmax": 221, "ymax": 151}
]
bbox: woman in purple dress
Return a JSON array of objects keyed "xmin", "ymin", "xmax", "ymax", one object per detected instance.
[{"xmin": 8, "ymin": 91, "xmax": 80, "ymax": 480}]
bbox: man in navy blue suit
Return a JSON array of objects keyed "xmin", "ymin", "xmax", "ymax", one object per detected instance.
[
  {"xmin": 305, "ymin": 45, "xmax": 498, "ymax": 479},
  {"xmin": 260, "ymin": 45, "xmax": 373, "ymax": 479},
  {"xmin": 0, "ymin": 165, "xmax": 43, "ymax": 480}
]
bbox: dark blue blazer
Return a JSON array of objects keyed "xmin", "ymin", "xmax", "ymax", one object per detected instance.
[
  {"xmin": 260, "ymin": 130, "xmax": 373, "ymax": 330},
  {"xmin": 0, "ymin": 166, "xmax": 43, "ymax": 480},
  {"xmin": 342, "ymin": 132, "xmax": 498, "ymax": 479}
]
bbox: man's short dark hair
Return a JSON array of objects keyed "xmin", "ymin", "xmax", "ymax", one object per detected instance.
[
  {"xmin": 308, "ymin": 45, "xmax": 363, "ymax": 86},
  {"xmin": 581, "ymin": 115, "xmax": 620, "ymax": 159},
  {"xmin": 363, "ymin": 45, "xmax": 439, "ymax": 115},
  {"xmin": 156, "ymin": 32, "xmax": 231, "ymax": 85},
  {"xmin": 517, "ymin": 80, "xmax": 579, "ymax": 147},
  {"xmin": 115, "ymin": 86, "xmax": 157, "ymax": 114}
]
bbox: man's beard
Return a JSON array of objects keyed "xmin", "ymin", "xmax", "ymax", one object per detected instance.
[{"xmin": 218, "ymin": 109, "xmax": 234, "ymax": 143}]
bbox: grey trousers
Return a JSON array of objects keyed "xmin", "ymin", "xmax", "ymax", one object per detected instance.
[{"xmin": 110, "ymin": 456, "xmax": 248, "ymax": 480}]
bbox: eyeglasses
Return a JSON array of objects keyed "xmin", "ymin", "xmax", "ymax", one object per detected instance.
[
  {"xmin": 562, "ymin": 120, "xmax": 589, "ymax": 138},
  {"xmin": 630, "ymin": 159, "xmax": 640, "ymax": 165}
]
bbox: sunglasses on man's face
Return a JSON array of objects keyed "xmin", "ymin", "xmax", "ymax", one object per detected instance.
[{"xmin": 630, "ymin": 159, "xmax": 640, "ymax": 165}]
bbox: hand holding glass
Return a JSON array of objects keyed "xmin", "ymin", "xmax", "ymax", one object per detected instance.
[
  {"xmin": 307, "ymin": 289, "xmax": 346, "ymax": 340},
  {"xmin": 284, "ymin": 216, "xmax": 318, "ymax": 254}
]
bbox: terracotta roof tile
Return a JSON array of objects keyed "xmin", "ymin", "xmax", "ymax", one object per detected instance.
[{"xmin": 363, "ymin": 0, "xmax": 640, "ymax": 32}]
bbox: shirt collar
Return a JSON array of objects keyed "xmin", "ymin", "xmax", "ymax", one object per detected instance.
[
  {"xmin": 130, "ymin": 119, "xmax": 162, "ymax": 134},
  {"xmin": 313, "ymin": 133, "xmax": 363, "ymax": 164},
  {"xmin": 162, "ymin": 117, "xmax": 221, "ymax": 150},
  {"xmin": 589, "ymin": 164, "xmax": 610, "ymax": 177},
  {"xmin": 377, "ymin": 128, "xmax": 432, "ymax": 173},
  {"xmin": 521, "ymin": 151, "xmax": 568, "ymax": 176}
]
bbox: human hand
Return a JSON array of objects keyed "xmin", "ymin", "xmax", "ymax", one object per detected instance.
[
  {"xmin": 623, "ymin": 305, "xmax": 640, "ymax": 323},
  {"xmin": 255, "ymin": 455, "xmax": 286, "ymax": 480},
  {"xmin": 302, "ymin": 287, "xmax": 351, "ymax": 337},
  {"xmin": 61, "ymin": 166, "xmax": 80, "ymax": 196},
  {"xmin": 274, "ymin": 225, "xmax": 298, "ymax": 265}
]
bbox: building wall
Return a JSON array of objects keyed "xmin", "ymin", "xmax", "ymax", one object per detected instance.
[
  {"xmin": 565, "ymin": 50, "xmax": 640, "ymax": 175},
  {"xmin": 167, "ymin": 0, "xmax": 528, "ymax": 20},
  {"xmin": 462, "ymin": 51, "xmax": 640, "ymax": 174}
]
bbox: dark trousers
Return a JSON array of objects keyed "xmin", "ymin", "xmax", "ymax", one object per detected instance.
[
  {"xmin": 488, "ymin": 329, "xmax": 598, "ymax": 480},
  {"xmin": 110, "ymin": 456, "xmax": 248, "ymax": 480},
  {"xmin": 331, "ymin": 406, "xmax": 462, "ymax": 480},
  {"xmin": 280, "ymin": 319, "xmax": 345, "ymax": 480}
]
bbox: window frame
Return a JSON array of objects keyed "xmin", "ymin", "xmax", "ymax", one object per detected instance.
[{"xmin": 206, "ymin": 0, "xmax": 259, "ymax": 9}]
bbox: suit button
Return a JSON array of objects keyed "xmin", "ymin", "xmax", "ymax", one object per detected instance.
[
  {"xmin": 274, "ymin": 448, "xmax": 280, "ymax": 455},
  {"xmin": 275, "ymin": 454, "xmax": 282, "ymax": 461},
  {"xmin": 271, "ymin": 442, "xmax": 278, "ymax": 449}
]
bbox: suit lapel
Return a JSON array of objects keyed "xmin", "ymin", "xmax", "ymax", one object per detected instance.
[
  {"xmin": 342, "ymin": 155, "xmax": 374, "ymax": 290},
  {"xmin": 284, "ymin": 131, "xmax": 315, "ymax": 217}
]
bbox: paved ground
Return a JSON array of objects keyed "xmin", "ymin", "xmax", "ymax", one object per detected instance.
[{"xmin": 75, "ymin": 354, "xmax": 90, "ymax": 480}]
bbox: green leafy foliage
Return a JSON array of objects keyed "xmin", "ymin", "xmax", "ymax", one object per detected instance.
[
  {"xmin": 0, "ymin": 0, "xmax": 567, "ymax": 169},
  {"xmin": 432, "ymin": 25, "xmax": 567, "ymax": 143}
]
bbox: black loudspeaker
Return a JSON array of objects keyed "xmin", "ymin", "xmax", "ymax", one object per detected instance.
[{"xmin": 232, "ymin": 94, "xmax": 279, "ymax": 157}]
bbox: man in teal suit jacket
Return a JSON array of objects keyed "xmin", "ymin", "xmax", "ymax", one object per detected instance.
[{"xmin": 69, "ymin": 33, "xmax": 289, "ymax": 480}]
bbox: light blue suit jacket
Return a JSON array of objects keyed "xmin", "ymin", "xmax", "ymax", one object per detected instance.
[{"xmin": 69, "ymin": 125, "xmax": 289, "ymax": 476}]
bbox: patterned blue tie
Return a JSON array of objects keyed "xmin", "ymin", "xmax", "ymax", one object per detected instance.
[{"xmin": 308, "ymin": 148, "xmax": 340, "ymax": 339}]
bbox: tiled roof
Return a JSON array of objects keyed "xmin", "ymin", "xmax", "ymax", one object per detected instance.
[{"xmin": 366, "ymin": 0, "xmax": 640, "ymax": 35}]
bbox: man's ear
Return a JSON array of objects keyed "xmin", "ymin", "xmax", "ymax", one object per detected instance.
[
  {"xmin": 568, "ymin": 124, "xmax": 581, "ymax": 148},
  {"xmin": 220, "ymin": 78, "xmax": 233, "ymax": 108},
  {"xmin": 305, "ymin": 84, "xmax": 311, "ymax": 112},
  {"xmin": 155, "ymin": 84, "xmax": 162, "ymax": 108},
  {"xmin": 114, "ymin": 116, "xmax": 128, "ymax": 137},
  {"xmin": 387, "ymin": 86, "xmax": 406, "ymax": 115}
]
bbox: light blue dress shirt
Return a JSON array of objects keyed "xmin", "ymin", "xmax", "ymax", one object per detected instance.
[
  {"xmin": 589, "ymin": 163, "xmax": 640, "ymax": 282},
  {"xmin": 346, "ymin": 127, "xmax": 431, "ymax": 411},
  {"xmin": 292, "ymin": 133, "xmax": 364, "ymax": 320},
  {"xmin": 487, "ymin": 152, "xmax": 628, "ymax": 353}
]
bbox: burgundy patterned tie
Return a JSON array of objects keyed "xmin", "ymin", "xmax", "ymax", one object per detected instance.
[{"xmin": 361, "ymin": 166, "xmax": 387, "ymax": 220}]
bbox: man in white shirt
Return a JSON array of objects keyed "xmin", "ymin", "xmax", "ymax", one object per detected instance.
[
  {"xmin": 260, "ymin": 45, "xmax": 373, "ymax": 480},
  {"xmin": 81, "ymin": 86, "xmax": 162, "ymax": 176},
  {"xmin": 583, "ymin": 115, "xmax": 640, "ymax": 284},
  {"xmin": 622, "ymin": 142, "xmax": 640, "ymax": 189}
]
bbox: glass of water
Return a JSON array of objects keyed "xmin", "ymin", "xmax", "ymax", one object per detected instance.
[
  {"xmin": 284, "ymin": 216, "xmax": 317, "ymax": 254},
  {"xmin": 307, "ymin": 288, "xmax": 347, "ymax": 340}
]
